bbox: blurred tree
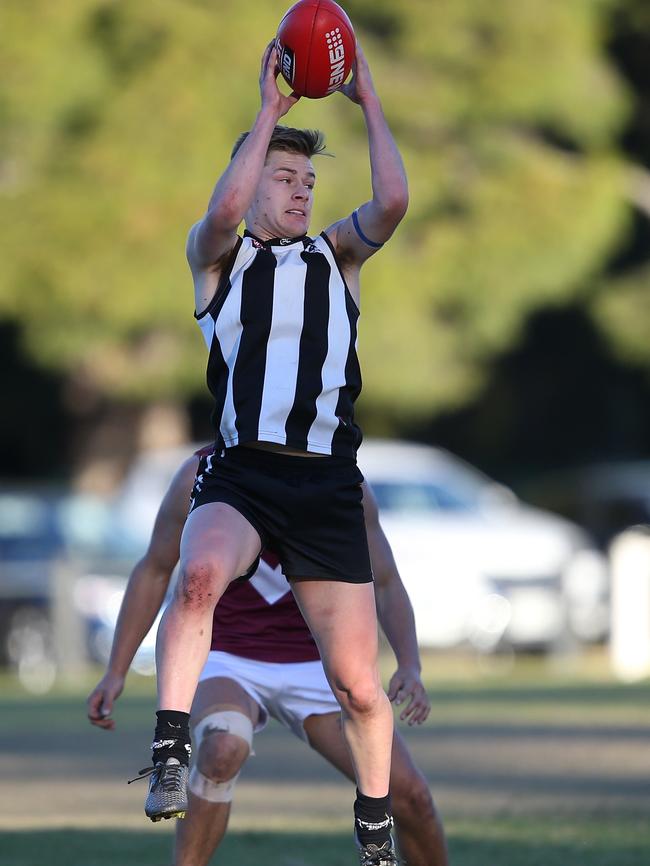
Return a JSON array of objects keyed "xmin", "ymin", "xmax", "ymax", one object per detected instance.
[
  {"xmin": 0, "ymin": 0, "xmax": 638, "ymax": 479},
  {"xmin": 590, "ymin": 0, "xmax": 650, "ymax": 378},
  {"xmin": 418, "ymin": 305, "xmax": 650, "ymax": 482}
]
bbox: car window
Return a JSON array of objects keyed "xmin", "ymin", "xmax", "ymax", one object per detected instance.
[
  {"xmin": 370, "ymin": 481, "xmax": 473, "ymax": 513},
  {"xmin": 0, "ymin": 495, "xmax": 63, "ymax": 559}
]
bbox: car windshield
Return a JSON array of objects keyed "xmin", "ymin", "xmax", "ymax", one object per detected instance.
[
  {"xmin": 0, "ymin": 495, "xmax": 63, "ymax": 559},
  {"xmin": 370, "ymin": 480, "xmax": 475, "ymax": 513}
]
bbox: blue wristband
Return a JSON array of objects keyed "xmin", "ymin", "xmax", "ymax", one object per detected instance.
[{"xmin": 352, "ymin": 210, "xmax": 384, "ymax": 249}]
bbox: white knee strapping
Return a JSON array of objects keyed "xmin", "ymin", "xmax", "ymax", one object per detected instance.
[
  {"xmin": 189, "ymin": 765, "xmax": 240, "ymax": 803},
  {"xmin": 189, "ymin": 711, "xmax": 254, "ymax": 803},
  {"xmin": 193, "ymin": 710, "xmax": 255, "ymax": 749}
]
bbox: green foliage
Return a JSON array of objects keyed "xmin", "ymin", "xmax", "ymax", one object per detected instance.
[
  {"xmin": 0, "ymin": 0, "xmax": 634, "ymax": 416},
  {"xmin": 591, "ymin": 263, "xmax": 650, "ymax": 370}
]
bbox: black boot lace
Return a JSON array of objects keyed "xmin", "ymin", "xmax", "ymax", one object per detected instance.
[
  {"xmin": 127, "ymin": 762, "xmax": 184, "ymax": 792},
  {"xmin": 358, "ymin": 842, "xmax": 400, "ymax": 866}
]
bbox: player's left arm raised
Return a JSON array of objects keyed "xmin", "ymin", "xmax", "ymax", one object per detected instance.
[
  {"xmin": 362, "ymin": 482, "xmax": 431, "ymax": 726},
  {"xmin": 326, "ymin": 43, "xmax": 409, "ymax": 267}
]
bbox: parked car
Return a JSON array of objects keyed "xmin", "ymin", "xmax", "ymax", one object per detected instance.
[
  {"xmin": 357, "ymin": 440, "xmax": 609, "ymax": 651},
  {"xmin": 0, "ymin": 487, "xmax": 140, "ymax": 688},
  {"xmin": 110, "ymin": 439, "xmax": 609, "ymax": 655},
  {"xmin": 519, "ymin": 461, "xmax": 650, "ymax": 551},
  {"xmin": 57, "ymin": 491, "xmax": 158, "ymax": 673},
  {"xmin": 0, "ymin": 488, "xmax": 65, "ymax": 685}
]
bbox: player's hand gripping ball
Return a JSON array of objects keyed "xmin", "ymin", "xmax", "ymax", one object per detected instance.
[{"xmin": 275, "ymin": 0, "xmax": 356, "ymax": 99}]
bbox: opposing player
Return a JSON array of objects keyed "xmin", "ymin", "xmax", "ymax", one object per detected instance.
[
  {"xmin": 87, "ymin": 450, "xmax": 448, "ymax": 866},
  {"xmin": 148, "ymin": 39, "xmax": 409, "ymax": 864}
]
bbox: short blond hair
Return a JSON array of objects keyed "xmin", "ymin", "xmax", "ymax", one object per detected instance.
[{"xmin": 231, "ymin": 125, "xmax": 327, "ymax": 160}]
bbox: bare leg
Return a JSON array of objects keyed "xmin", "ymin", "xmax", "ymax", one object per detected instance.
[
  {"xmin": 175, "ymin": 792, "xmax": 230, "ymax": 866},
  {"xmin": 156, "ymin": 503, "xmax": 261, "ymax": 711},
  {"xmin": 304, "ymin": 713, "xmax": 449, "ymax": 866},
  {"xmin": 291, "ymin": 580, "xmax": 393, "ymax": 797},
  {"xmin": 175, "ymin": 678, "xmax": 261, "ymax": 866}
]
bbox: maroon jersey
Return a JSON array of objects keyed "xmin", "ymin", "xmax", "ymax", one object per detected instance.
[{"xmin": 210, "ymin": 550, "xmax": 320, "ymax": 663}]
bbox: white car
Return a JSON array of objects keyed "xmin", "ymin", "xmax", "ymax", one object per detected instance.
[
  {"xmin": 357, "ymin": 440, "xmax": 609, "ymax": 651},
  {"xmin": 110, "ymin": 439, "xmax": 609, "ymax": 654}
]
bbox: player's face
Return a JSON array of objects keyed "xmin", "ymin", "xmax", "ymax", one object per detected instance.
[{"xmin": 249, "ymin": 150, "xmax": 315, "ymax": 239}]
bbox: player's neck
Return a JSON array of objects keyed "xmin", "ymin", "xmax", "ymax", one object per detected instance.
[{"xmin": 245, "ymin": 220, "xmax": 307, "ymax": 244}]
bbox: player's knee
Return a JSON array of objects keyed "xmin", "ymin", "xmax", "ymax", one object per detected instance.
[
  {"xmin": 197, "ymin": 731, "xmax": 248, "ymax": 781},
  {"xmin": 177, "ymin": 557, "xmax": 227, "ymax": 609},
  {"xmin": 337, "ymin": 675, "xmax": 384, "ymax": 718},
  {"xmin": 392, "ymin": 775, "xmax": 436, "ymax": 823},
  {"xmin": 189, "ymin": 711, "xmax": 254, "ymax": 804}
]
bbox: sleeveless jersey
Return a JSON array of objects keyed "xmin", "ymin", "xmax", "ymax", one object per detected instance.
[
  {"xmin": 210, "ymin": 550, "xmax": 320, "ymax": 663},
  {"xmin": 195, "ymin": 231, "xmax": 362, "ymax": 458}
]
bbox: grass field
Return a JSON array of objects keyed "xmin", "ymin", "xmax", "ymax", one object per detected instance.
[
  {"xmin": 2, "ymin": 650, "xmax": 650, "ymax": 865},
  {"xmin": 3, "ymin": 819, "xmax": 650, "ymax": 866}
]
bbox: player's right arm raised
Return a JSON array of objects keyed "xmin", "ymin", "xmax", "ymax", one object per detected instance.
[
  {"xmin": 86, "ymin": 456, "xmax": 199, "ymax": 730},
  {"xmin": 187, "ymin": 43, "xmax": 300, "ymax": 292}
]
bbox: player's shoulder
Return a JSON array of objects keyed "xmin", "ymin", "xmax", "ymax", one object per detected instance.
[
  {"xmin": 311, "ymin": 224, "xmax": 342, "ymax": 258},
  {"xmin": 174, "ymin": 452, "xmax": 202, "ymax": 486},
  {"xmin": 324, "ymin": 210, "xmax": 389, "ymax": 271},
  {"xmin": 187, "ymin": 218, "xmax": 243, "ymax": 275},
  {"xmin": 185, "ymin": 220, "xmax": 202, "ymax": 262},
  {"xmin": 193, "ymin": 444, "xmax": 214, "ymax": 459},
  {"xmin": 320, "ymin": 220, "xmax": 363, "ymax": 276}
]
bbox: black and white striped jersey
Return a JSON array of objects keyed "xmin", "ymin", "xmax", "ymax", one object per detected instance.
[{"xmin": 195, "ymin": 230, "xmax": 362, "ymax": 458}]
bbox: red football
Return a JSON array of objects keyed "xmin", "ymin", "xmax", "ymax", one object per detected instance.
[{"xmin": 276, "ymin": 0, "xmax": 356, "ymax": 99}]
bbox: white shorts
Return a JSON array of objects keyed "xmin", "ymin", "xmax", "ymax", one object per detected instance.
[{"xmin": 197, "ymin": 651, "xmax": 340, "ymax": 741}]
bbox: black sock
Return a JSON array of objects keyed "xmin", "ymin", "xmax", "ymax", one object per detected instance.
[
  {"xmin": 354, "ymin": 789, "xmax": 394, "ymax": 848},
  {"xmin": 152, "ymin": 710, "xmax": 191, "ymax": 766}
]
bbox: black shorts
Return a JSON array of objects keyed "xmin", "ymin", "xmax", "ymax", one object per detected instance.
[{"xmin": 189, "ymin": 446, "xmax": 373, "ymax": 584}]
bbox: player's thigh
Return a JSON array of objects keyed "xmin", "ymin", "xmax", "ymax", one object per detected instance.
[
  {"xmin": 191, "ymin": 676, "xmax": 261, "ymax": 725},
  {"xmin": 303, "ymin": 711, "xmax": 355, "ymax": 780},
  {"xmin": 290, "ymin": 579, "xmax": 379, "ymax": 675},
  {"xmin": 180, "ymin": 502, "xmax": 262, "ymax": 581}
]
